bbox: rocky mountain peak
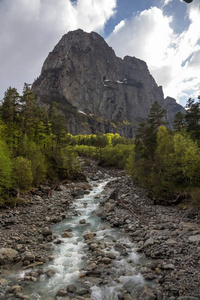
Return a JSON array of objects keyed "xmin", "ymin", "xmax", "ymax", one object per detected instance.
[{"xmin": 32, "ymin": 29, "xmax": 184, "ymax": 137}]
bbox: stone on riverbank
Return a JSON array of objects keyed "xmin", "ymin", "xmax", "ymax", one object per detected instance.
[
  {"xmin": 61, "ymin": 232, "xmax": 73, "ymax": 238},
  {"xmin": 0, "ymin": 248, "xmax": 18, "ymax": 265},
  {"xmin": 83, "ymin": 232, "xmax": 96, "ymax": 240}
]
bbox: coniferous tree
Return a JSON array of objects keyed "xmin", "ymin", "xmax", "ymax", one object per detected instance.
[
  {"xmin": 185, "ymin": 98, "xmax": 200, "ymax": 140},
  {"xmin": 1, "ymin": 87, "xmax": 20, "ymax": 146},
  {"xmin": 173, "ymin": 111, "xmax": 186, "ymax": 131},
  {"xmin": 20, "ymin": 83, "xmax": 37, "ymax": 137},
  {"xmin": 135, "ymin": 101, "xmax": 167, "ymax": 159}
]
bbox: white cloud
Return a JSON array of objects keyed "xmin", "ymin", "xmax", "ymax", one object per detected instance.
[
  {"xmin": 162, "ymin": 0, "xmax": 173, "ymax": 7},
  {"xmin": 0, "ymin": 0, "xmax": 117, "ymax": 99},
  {"xmin": 113, "ymin": 20, "xmax": 125, "ymax": 33},
  {"xmin": 107, "ymin": 5, "xmax": 200, "ymax": 105},
  {"xmin": 107, "ymin": 8, "xmax": 174, "ymax": 68}
]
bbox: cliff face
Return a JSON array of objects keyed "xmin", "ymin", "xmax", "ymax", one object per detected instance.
[{"xmin": 32, "ymin": 29, "xmax": 184, "ymax": 137}]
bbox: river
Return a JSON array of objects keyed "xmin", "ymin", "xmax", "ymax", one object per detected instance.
[{"xmin": 2, "ymin": 177, "xmax": 146, "ymax": 300}]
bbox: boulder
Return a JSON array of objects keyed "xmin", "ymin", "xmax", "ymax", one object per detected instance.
[
  {"xmin": 56, "ymin": 289, "xmax": 68, "ymax": 297},
  {"xmin": 0, "ymin": 248, "xmax": 18, "ymax": 265},
  {"xmin": 46, "ymin": 269, "xmax": 56, "ymax": 277},
  {"xmin": 83, "ymin": 232, "xmax": 96, "ymax": 240},
  {"xmin": 42, "ymin": 227, "xmax": 52, "ymax": 237},
  {"xmin": 79, "ymin": 219, "xmax": 86, "ymax": 224},
  {"xmin": 22, "ymin": 252, "xmax": 35, "ymax": 263},
  {"xmin": 67, "ymin": 284, "xmax": 77, "ymax": 293},
  {"xmin": 8, "ymin": 285, "xmax": 23, "ymax": 294},
  {"xmin": 61, "ymin": 232, "xmax": 73, "ymax": 238},
  {"xmin": 143, "ymin": 237, "xmax": 154, "ymax": 248}
]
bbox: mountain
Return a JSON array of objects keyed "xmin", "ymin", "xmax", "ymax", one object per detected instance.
[{"xmin": 32, "ymin": 29, "xmax": 184, "ymax": 137}]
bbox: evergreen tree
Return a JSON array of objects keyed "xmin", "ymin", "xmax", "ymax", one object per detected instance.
[
  {"xmin": 20, "ymin": 83, "xmax": 36, "ymax": 137},
  {"xmin": 185, "ymin": 98, "xmax": 200, "ymax": 140},
  {"xmin": 49, "ymin": 101, "xmax": 67, "ymax": 152},
  {"xmin": 135, "ymin": 101, "xmax": 167, "ymax": 159},
  {"xmin": 1, "ymin": 87, "xmax": 20, "ymax": 146},
  {"xmin": 173, "ymin": 111, "xmax": 186, "ymax": 131}
]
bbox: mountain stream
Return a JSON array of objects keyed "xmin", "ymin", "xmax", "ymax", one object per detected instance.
[{"xmin": 2, "ymin": 177, "xmax": 149, "ymax": 300}]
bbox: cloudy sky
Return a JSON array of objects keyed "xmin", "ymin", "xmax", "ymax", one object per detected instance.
[{"xmin": 0, "ymin": 0, "xmax": 199, "ymax": 106}]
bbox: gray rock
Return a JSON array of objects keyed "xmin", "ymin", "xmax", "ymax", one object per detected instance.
[
  {"xmin": 22, "ymin": 252, "xmax": 35, "ymax": 262},
  {"xmin": 79, "ymin": 219, "xmax": 86, "ymax": 224},
  {"xmin": 8, "ymin": 285, "xmax": 23, "ymax": 294},
  {"xmin": 144, "ymin": 237, "xmax": 155, "ymax": 248},
  {"xmin": 163, "ymin": 263, "xmax": 175, "ymax": 270},
  {"xmin": 139, "ymin": 286, "xmax": 156, "ymax": 300},
  {"xmin": 76, "ymin": 288, "xmax": 90, "ymax": 295},
  {"xmin": 42, "ymin": 227, "xmax": 52, "ymax": 237},
  {"xmin": 46, "ymin": 269, "xmax": 56, "ymax": 277},
  {"xmin": 56, "ymin": 289, "xmax": 68, "ymax": 296},
  {"xmin": 101, "ymin": 257, "xmax": 112, "ymax": 264},
  {"xmin": 67, "ymin": 284, "xmax": 77, "ymax": 293},
  {"xmin": 15, "ymin": 292, "xmax": 29, "ymax": 299},
  {"xmin": 188, "ymin": 234, "xmax": 200, "ymax": 242},
  {"xmin": 177, "ymin": 297, "xmax": 199, "ymax": 300},
  {"xmin": 32, "ymin": 29, "xmax": 184, "ymax": 138},
  {"xmin": 89, "ymin": 243, "xmax": 98, "ymax": 251},
  {"xmin": 107, "ymin": 253, "xmax": 116, "ymax": 259},
  {"xmin": 83, "ymin": 232, "xmax": 96, "ymax": 240},
  {"xmin": 0, "ymin": 248, "xmax": 18, "ymax": 265},
  {"xmin": 61, "ymin": 232, "xmax": 73, "ymax": 238}
]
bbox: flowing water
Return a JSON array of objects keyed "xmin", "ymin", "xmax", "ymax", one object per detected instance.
[{"xmin": 2, "ymin": 178, "xmax": 148, "ymax": 300}]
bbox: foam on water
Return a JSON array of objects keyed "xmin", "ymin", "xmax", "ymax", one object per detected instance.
[{"xmin": 2, "ymin": 178, "xmax": 145, "ymax": 299}]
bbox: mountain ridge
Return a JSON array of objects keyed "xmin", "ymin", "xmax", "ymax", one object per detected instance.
[{"xmin": 32, "ymin": 29, "xmax": 184, "ymax": 137}]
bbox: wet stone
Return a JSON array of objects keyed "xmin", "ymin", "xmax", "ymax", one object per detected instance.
[
  {"xmin": 46, "ymin": 269, "xmax": 56, "ymax": 277},
  {"xmin": 8, "ymin": 285, "xmax": 23, "ymax": 294},
  {"xmin": 101, "ymin": 257, "xmax": 112, "ymax": 264},
  {"xmin": 83, "ymin": 232, "xmax": 96, "ymax": 240},
  {"xmin": 57, "ymin": 289, "xmax": 68, "ymax": 296},
  {"xmin": 61, "ymin": 232, "xmax": 73, "ymax": 238},
  {"xmin": 79, "ymin": 219, "xmax": 86, "ymax": 224},
  {"xmin": 67, "ymin": 284, "xmax": 77, "ymax": 293},
  {"xmin": 41, "ymin": 227, "xmax": 52, "ymax": 237},
  {"xmin": 76, "ymin": 287, "xmax": 90, "ymax": 295}
]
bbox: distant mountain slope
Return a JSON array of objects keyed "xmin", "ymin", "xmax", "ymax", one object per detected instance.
[{"xmin": 32, "ymin": 29, "xmax": 184, "ymax": 137}]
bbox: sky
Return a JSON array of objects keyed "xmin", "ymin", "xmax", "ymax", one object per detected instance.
[{"xmin": 0, "ymin": 0, "xmax": 199, "ymax": 107}]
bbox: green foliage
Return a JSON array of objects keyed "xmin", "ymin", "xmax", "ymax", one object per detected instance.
[
  {"xmin": 100, "ymin": 144, "xmax": 134, "ymax": 169},
  {"xmin": 73, "ymin": 145, "xmax": 99, "ymax": 159},
  {"xmin": 190, "ymin": 189, "xmax": 200, "ymax": 208},
  {"xmin": 2, "ymin": 84, "xmax": 200, "ymax": 209},
  {"xmin": 0, "ymin": 140, "xmax": 12, "ymax": 193},
  {"xmin": 173, "ymin": 111, "xmax": 186, "ymax": 131},
  {"xmin": 13, "ymin": 157, "xmax": 33, "ymax": 191},
  {"xmin": 185, "ymin": 98, "xmax": 200, "ymax": 140},
  {"xmin": 127, "ymin": 101, "xmax": 200, "ymax": 203},
  {"xmin": 172, "ymin": 133, "xmax": 200, "ymax": 186},
  {"xmin": 61, "ymin": 148, "xmax": 81, "ymax": 179},
  {"xmin": 134, "ymin": 101, "xmax": 167, "ymax": 160},
  {"xmin": 18, "ymin": 138, "xmax": 47, "ymax": 186}
]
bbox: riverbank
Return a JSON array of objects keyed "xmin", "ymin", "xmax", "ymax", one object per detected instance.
[
  {"xmin": 0, "ymin": 160, "xmax": 199, "ymax": 300},
  {"xmin": 98, "ymin": 172, "xmax": 200, "ymax": 299}
]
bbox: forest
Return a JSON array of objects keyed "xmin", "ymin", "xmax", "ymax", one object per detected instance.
[{"xmin": 0, "ymin": 85, "xmax": 200, "ymax": 208}]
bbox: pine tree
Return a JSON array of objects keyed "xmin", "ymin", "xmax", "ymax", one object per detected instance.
[
  {"xmin": 185, "ymin": 98, "xmax": 200, "ymax": 140},
  {"xmin": 1, "ymin": 87, "xmax": 20, "ymax": 145},
  {"xmin": 173, "ymin": 111, "xmax": 186, "ymax": 131},
  {"xmin": 135, "ymin": 101, "xmax": 167, "ymax": 159}
]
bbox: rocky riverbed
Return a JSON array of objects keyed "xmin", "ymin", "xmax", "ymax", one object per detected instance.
[{"xmin": 0, "ymin": 160, "xmax": 199, "ymax": 300}]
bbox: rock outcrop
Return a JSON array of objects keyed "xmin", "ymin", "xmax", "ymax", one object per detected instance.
[{"xmin": 32, "ymin": 29, "xmax": 184, "ymax": 137}]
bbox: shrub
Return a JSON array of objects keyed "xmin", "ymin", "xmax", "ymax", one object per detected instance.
[
  {"xmin": 13, "ymin": 156, "xmax": 33, "ymax": 191},
  {"xmin": 0, "ymin": 140, "xmax": 12, "ymax": 193}
]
